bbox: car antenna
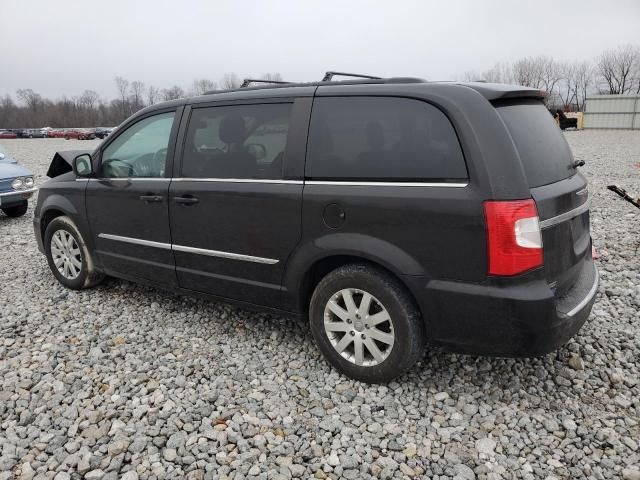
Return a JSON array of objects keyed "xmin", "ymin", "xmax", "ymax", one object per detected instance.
[
  {"xmin": 322, "ymin": 71, "xmax": 382, "ymax": 81},
  {"xmin": 240, "ymin": 79, "xmax": 291, "ymax": 88}
]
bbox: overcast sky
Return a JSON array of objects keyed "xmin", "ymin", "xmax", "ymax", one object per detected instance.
[{"xmin": 1, "ymin": 0, "xmax": 639, "ymax": 99}]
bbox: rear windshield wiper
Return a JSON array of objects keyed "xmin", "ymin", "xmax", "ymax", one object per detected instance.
[{"xmin": 570, "ymin": 159, "xmax": 585, "ymax": 169}]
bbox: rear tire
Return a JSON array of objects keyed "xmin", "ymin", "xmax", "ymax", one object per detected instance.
[
  {"xmin": 309, "ymin": 263, "xmax": 425, "ymax": 383},
  {"xmin": 2, "ymin": 201, "xmax": 28, "ymax": 217},
  {"xmin": 44, "ymin": 216, "xmax": 104, "ymax": 290}
]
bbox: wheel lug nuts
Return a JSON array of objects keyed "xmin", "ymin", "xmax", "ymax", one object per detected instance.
[{"xmin": 350, "ymin": 331, "xmax": 355, "ymax": 336}]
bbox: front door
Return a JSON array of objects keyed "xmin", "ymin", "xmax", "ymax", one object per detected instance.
[
  {"xmin": 168, "ymin": 100, "xmax": 308, "ymax": 308},
  {"xmin": 86, "ymin": 109, "xmax": 181, "ymax": 286}
]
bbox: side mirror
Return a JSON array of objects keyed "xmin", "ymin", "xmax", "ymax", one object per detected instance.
[{"xmin": 73, "ymin": 154, "xmax": 93, "ymax": 177}]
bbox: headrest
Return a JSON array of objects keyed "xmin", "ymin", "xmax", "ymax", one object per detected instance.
[{"xmin": 219, "ymin": 114, "xmax": 246, "ymax": 143}]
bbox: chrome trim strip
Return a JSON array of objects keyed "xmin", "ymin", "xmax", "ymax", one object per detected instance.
[
  {"xmin": 566, "ymin": 265, "xmax": 599, "ymax": 317},
  {"xmin": 0, "ymin": 187, "xmax": 38, "ymax": 197},
  {"xmin": 172, "ymin": 244, "xmax": 279, "ymax": 264},
  {"xmin": 540, "ymin": 198, "xmax": 591, "ymax": 229},
  {"xmin": 98, "ymin": 233, "xmax": 279, "ymax": 264},
  {"xmin": 88, "ymin": 178, "xmax": 170, "ymax": 182},
  {"xmin": 98, "ymin": 233, "xmax": 172, "ymax": 250},
  {"xmin": 172, "ymin": 178, "xmax": 303, "ymax": 185},
  {"xmin": 305, "ymin": 181, "xmax": 468, "ymax": 187}
]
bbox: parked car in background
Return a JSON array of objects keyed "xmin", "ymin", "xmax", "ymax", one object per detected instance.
[
  {"xmin": 0, "ymin": 130, "xmax": 18, "ymax": 139},
  {"xmin": 95, "ymin": 127, "xmax": 114, "ymax": 139},
  {"xmin": 48, "ymin": 129, "xmax": 66, "ymax": 138},
  {"xmin": 33, "ymin": 76, "xmax": 597, "ymax": 382},
  {"xmin": 0, "ymin": 144, "xmax": 36, "ymax": 217},
  {"xmin": 22, "ymin": 129, "xmax": 47, "ymax": 138},
  {"xmin": 64, "ymin": 129, "xmax": 95, "ymax": 140}
]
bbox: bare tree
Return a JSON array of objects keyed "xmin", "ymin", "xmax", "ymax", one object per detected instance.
[
  {"xmin": 114, "ymin": 76, "xmax": 130, "ymax": 120},
  {"xmin": 574, "ymin": 61, "xmax": 594, "ymax": 111},
  {"xmin": 130, "ymin": 80, "xmax": 146, "ymax": 112},
  {"xmin": 597, "ymin": 44, "xmax": 640, "ymax": 94},
  {"xmin": 460, "ymin": 62, "xmax": 513, "ymax": 83},
  {"xmin": 190, "ymin": 78, "xmax": 217, "ymax": 96},
  {"xmin": 16, "ymin": 89, "xmax": 43, "ymax": 111},
  {"xmin": 220, "ymin": 73, "xmax": 241, "ymax": 89},
  {"xmin": 161, "ymin": 85, "xmax": 185, "ymax": 101},
  {"xmin": 261, "ymin": 72, "xmax": 284, "ymax": 82},
  {"xmin": 79, "ymin": 90, "xmax": 100, "ymax": 110},
  {"xmin": 147, "ymin": 85, "xmax": 160, "ymax": 105}
]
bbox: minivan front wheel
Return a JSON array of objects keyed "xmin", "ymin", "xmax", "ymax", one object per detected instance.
[
  {"xmin": 309, "ymin": 264, "xmax": 425, "ymax": 383},
  {"xmin": 44, "ymin": 216, "xmax": 104, "ymax": 290}
]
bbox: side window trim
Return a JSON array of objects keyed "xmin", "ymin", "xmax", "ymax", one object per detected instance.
[
  {"xmin": 304, "ymin": 95, "xmax": 468, "ymax": 182},
  {"xmin": 95, "ymin": 106, "xmax": 183, "ymax": 179},
  {"xmin": 177, "ymin": 102, "xmax": 294, "ymax": 180}
]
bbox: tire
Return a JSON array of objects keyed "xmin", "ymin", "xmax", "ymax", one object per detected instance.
[
  {"xmin": 309, "ymin": 263, "xmax": 425, "ymax": 383},
  {"xmin": 44, "ymin": 215, "xmax": 104, "ymax": 290},
  {"xmin": 2, "ymin": 201, "xmax": 28, "ymax": 217}
]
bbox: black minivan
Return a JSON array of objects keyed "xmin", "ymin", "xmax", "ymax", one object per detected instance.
[{"xmin": 34, "ymin": 74, "xmax": 598, "ymax": 382}]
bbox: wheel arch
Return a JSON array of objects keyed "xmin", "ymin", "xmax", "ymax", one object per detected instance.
[
  {"xmin": 38, "ymin": 195, "xmax": 79, "ymax": 245},
  {"xmin": 284, "ymin": 234, "xmax": 426, "ymax": 316}
]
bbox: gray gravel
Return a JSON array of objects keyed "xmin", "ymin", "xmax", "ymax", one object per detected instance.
[{"xmin": 1, "ymin": 133, "xmax": 639, "ymax": 480}]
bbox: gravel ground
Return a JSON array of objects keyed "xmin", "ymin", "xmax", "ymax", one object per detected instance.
[{"xmin": 1, "ymin": 133, "xmax": 639, "ymax": 480}]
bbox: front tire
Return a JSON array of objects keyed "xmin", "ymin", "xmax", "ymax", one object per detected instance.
[
  {"xmin": 2, "ymin": 201, "xmax": 28, "ymax": 217},
  {"xmin": 309, "ymin": 263, "xmax": 425, "ymax": 383},
  {"xmin": 44, "ymin": 216, "xmax": 104, "ymax": 290}
]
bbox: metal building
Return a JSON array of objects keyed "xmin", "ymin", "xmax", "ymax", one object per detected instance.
[{"xmin": 584, "ymin": 94, "xmax": 640, "ymax": 129}]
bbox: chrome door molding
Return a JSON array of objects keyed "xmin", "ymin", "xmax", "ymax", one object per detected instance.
[
  {"xmin": 98, "ymin": 233, "xmax": 279, "ymax": 264},
  {"xmin": 172, "ymin": 244, "xmax": 279, "ymax": 264},
  {"xmin": 98, "ymin": 233, "xmax": 172, "ymax": 250}
]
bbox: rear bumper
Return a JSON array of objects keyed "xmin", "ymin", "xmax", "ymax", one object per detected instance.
[{"xmin": 407, "ymin": 259, "xmax": 599, "ymax": 356}]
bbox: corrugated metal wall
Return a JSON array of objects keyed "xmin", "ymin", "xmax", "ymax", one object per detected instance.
[{"xmin": 584, "ymin": 95, "xmax": 640, "ymax": 129}]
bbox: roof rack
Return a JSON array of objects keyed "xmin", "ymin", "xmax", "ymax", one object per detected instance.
[
  {"xmin": 202, "ymin": 74, "xmax": 426, "ymax": 96},
  {"xmin": 322, "ymin": 71, "xmax": 381, "ymax": 82},
  {"xmin": 240, "ymin": 78, "xmax": 291, "ymax": 88}
]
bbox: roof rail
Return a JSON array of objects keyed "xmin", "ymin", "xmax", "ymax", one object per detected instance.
[
  {"xmin": 240, "ymin": 79, "xmax": 291, "ymax": 88},
  {"xmin": 322, "ymin": 71, "xmax": 381, "ymax": 82}
]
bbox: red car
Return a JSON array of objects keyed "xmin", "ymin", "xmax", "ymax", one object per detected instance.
[
  {"xmin": 0, "ymin": 131, "xmax": 18, "ymax": 139},
  {"xmin": 64, "ymin": 129, "xmax": 96, "ymax": 140},
  {"xmin": 48, "ymin": 129, "xmax": 66, "ymax": 138}
]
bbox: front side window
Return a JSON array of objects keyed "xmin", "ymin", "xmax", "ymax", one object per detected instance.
[
  {"xmin": 306, "ymin": 97, "xmax": 467, "ymax": 181},
  {"xmin": 101, "ymin": 112, "xmax": 175, "ymax": 178},
  {"xmin": 181, "ymin": 103, "xmax": 293, "ymax": 179}
]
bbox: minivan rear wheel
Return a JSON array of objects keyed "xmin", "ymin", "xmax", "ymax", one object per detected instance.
[{"xmin": 309, "ymin": 263, "xmax": 425, "ymax": 383}]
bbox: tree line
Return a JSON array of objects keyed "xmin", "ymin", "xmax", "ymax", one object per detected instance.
[
  {"xmin": 0, "ymin": 72, "xmax": 282, "ymax": 129},
  {"xmin": 460, "ymin": 44, "xmax": 640, "ymax": 111},
  {"xmin": 2, "ymin": 43, "xmax": 640, "ymax": 129}
]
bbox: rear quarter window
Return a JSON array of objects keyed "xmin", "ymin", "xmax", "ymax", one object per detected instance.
[
  {"xmin": 496, "ymin": 100, "xmax": 574, "ymax": 187},
  {"xmin": 306, "ymin": 96, "xmax": 467, "ymax": 181}
]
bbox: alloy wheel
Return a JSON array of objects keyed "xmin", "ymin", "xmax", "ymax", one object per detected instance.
[
  {"xmin": 50, "ymin": 230, "xmax": 82, "ymax": 280},
  {"xmin": 323, "ymin": 288, "xmax": 394, "ymax": 367}
]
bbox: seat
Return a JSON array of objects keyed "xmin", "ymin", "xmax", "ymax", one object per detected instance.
[{"xmin": 218, "ymin": 114, "xmax": 256, "ymax": 178}]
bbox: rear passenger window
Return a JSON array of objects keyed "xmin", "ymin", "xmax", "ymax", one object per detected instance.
[
  {"xmin": 306, "ymin": 97, "xmax": 467, "ymax": 181},
  {"xmin": 181, "ymin": 103, "xmax": 292, "ymax": 179}
]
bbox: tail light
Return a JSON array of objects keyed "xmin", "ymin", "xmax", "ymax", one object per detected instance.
[{"xmin": 484, "ymin": 199, "xmax": 543, "ymax": 276}]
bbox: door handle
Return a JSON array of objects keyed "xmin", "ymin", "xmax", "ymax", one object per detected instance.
[
  {"xmin": 172, "ymin": 195, "xmax": 199, "ymax": 205},
  {"xmin": 139, "ymin": 194, "xmax": 163, "ymax": 203}
]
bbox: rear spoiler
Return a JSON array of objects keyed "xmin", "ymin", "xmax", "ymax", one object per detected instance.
[
  {"xmin": 46, "ymin": 150, "xmax": 91, "ymax": 178},
  {"xmin": 461, "ymin": 82, "xmax": 547, "ymax": 101}
]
